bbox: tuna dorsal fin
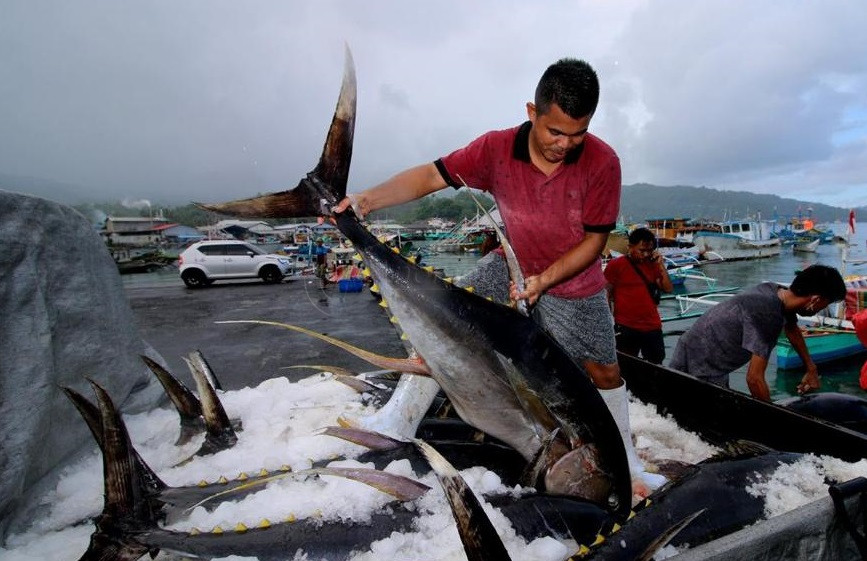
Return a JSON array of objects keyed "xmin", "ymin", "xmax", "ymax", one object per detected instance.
[
  {"xmin": 62, "ymin": 386, "xmax": 167, "ymax": 495},
  {"xmin": 183, "ymin": 355, "xmax": 238, "ymax": 457},
  {"xmin": 703, "ymin": 439, "xmax": 776, "ymax": 463},
  {"xmin": 140, "ymin": 355, "xmax": 204, "ymax": 446},
  {"xmin": 88, "ymin": 379, "xmax": 150, "ymax": 520},
  {"xmin": 635, "ymin": 508, "xmax": 707, "ymax": 561},
  {"xmin": 415, "ymin": 439, "xmax": 513, "ymax": 561},
  {"xmin": 189, "ymin": 349, "xmax": 224, "ymax": 391}
]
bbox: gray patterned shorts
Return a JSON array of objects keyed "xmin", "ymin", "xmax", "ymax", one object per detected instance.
[{"xmin": 457, "ymin": 253, "xmax": 617, "ymax": 366}]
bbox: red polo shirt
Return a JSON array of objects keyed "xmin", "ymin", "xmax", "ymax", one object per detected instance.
[
  {"xmin": 435, "ymin": 122, "xmax": 621, "ymax": 299},
  {"xmin": 603, "ymin": 256, "xmax": 663, "ymax": 331}
]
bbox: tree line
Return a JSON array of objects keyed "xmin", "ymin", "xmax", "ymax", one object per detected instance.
[{"xmin": 74, "ymin": 189, "xmax": 496, "ymax": 227}]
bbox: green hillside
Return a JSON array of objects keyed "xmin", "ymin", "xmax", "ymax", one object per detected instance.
[{"xmin": 619, "ymin": 183, "xmax": 864, "ymax": 224}]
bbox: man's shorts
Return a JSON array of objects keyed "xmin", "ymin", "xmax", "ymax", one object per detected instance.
[{"xmin": 457, "ymin": 252, "xmax": 617, "ymax": 366}]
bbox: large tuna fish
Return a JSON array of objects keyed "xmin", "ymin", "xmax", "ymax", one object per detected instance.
[{"xmin": 199, "ymin": 46, "xmax": 633, "ymax": 518}]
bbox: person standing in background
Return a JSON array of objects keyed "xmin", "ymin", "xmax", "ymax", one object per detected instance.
[{"xmin": 605, "ymin": 227, "xmax": 673, "ymax": 364}]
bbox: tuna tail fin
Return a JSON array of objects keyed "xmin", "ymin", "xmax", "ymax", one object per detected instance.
[
  {"xmin": 62, "ymin": 386, "xmax": 167, "ymax": 497},
  {"xmin": 140, "ymin": 355, "xmax": 204, "ymax": 446},
  {"xmin": 74, "ymin": 379, "xmax": 163, "ymax": 561},
  {"xmin": 196, "ymin": 45, "xmax": 356, "ymax": 219},
  {"xmin": 415, "ymin": 439, "xmax": 513, "ymax": 561}
]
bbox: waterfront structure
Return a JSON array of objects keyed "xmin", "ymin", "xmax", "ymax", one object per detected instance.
[{"xmin": 691, "ymin": 218, "xmax": 782, "ymax": 260}]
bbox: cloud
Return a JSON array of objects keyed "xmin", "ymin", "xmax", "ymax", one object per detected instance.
[{"xmin": 1, "ymin": 1, "xmax": 866, "ymax": 207}]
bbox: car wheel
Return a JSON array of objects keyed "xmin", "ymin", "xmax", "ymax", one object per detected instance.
[
  {"xmin": 260, "ymin": 265, "xmax": 282, "ymax": 284},
  {"xmin": 182, "ymin": 269, "xmax": 208, "ymax": 288}
]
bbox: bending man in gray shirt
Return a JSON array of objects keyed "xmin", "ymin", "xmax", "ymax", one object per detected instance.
[{"xmin": 670, "ymin": 265, "xmax": 847, "ymax": 401}]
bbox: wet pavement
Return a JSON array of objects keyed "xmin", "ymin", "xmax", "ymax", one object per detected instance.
[{"xmin": 126, "ymin": 277, "xmax": 406, "ymax": 390}]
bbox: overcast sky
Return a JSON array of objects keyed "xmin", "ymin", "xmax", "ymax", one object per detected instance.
[{"xmin": 2, "ymin": 1, "xmax": 867, "ymax": 209}]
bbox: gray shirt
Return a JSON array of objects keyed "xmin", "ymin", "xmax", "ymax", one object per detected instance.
[{"xmin": 670, "ymin": 283, "xmax": 795, "ymax": 383}]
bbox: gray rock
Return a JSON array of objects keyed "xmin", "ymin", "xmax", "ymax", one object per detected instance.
[{"xmin": 0, "ymin": 190, "xmax": 166, "ymax": 538}]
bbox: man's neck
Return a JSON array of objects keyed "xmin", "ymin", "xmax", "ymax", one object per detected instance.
[{"xmin": 528, "ymin": 141, "xmax": 562, "ymax": 176}]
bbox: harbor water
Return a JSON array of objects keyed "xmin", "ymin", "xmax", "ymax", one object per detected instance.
[{"xmin": 123, "ymin": 223, "xmax": 867, "ymax": 401}]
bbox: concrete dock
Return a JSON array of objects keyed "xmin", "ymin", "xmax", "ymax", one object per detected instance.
[{"xmin": 126, "ymin": 277, "xmax": 406, "ymax": 390}]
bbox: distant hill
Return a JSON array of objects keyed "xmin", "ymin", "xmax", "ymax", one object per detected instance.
[
  {"xmin": 2, "ymin": 172, "xmax": 864, "ymax": 225},
  {"xmin": 620, "ymin": 183, "xmax": 865, "ymax": 224},
  {"xmin": 0, "ymin": 173, "xmax": 88, "ymax": 205}
]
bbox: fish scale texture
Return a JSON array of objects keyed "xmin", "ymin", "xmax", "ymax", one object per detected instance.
[{"xmin": 0, "ymin": 190, "xmax": 165, "ymax": 539}]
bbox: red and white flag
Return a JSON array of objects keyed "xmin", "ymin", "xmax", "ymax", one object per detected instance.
[{"xmin": 849, "ymin": 209, "xmax": 856, "ymax": 236}]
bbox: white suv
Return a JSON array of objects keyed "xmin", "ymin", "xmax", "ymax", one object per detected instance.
[{"xmin": 178, "ymin": 240, "xmax": 292, "ymax": 288}]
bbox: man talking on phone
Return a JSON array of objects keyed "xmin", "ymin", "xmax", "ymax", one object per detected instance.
[{"xmin": 604, "ymin": 227, "xmax": 673, "ymax": 364}]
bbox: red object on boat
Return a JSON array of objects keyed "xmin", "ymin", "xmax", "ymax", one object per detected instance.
[{"xmin": 854, "ymin": 309, "xmax": 867, "ymax": 390}]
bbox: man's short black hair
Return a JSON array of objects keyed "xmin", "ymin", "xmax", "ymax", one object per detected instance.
[
  {"xmin": 535, "ymin": 58, "xmax": 599, "ymax": 119},
  {"xmin": 628, "ymin": 227, "xmax": 657, "ymax": 248},
  {"xmin": 790, "ymin": 265, "xmax": 847, "ymax": 302}
]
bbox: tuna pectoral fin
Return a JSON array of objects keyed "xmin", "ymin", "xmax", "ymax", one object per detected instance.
[
  {"xmin": 216, "ymin": 320, "xmax": 432, "ymax": 375},
  {"xmin": 187, "ymin": 467, "xmax": 429, "ymax": 511},
  {"xmin": 141, "ymin": 355, "xmax": 204, "ymax": 446},
  {"xmin": 284, "ymin": 364, "xmax": 361, "ymax": 378},
  {"xmin": 321, "ymin": 426, "xmax": 406, "ymax": 451},
  {"xmin": 415, "ymin": 439, "xmax": 513, "ymax": 561},
  {"xmin": 635, "ymin": 508, "xmax": 707, "ymax": 561},
  {"xmin": 520, "ymin": 428, "xmax": 562, "ymax": 489}
]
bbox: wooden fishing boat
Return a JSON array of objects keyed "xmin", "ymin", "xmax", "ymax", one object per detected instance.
[
  {"xmin": 692, "ymin": 218, "xmax": 782, "ymax": 260},
  {"xmin": 792, "ymin": 238, "xmax": 820, "ymax": 253},
  {"xmin": 618, "ymin": 352, "xmax": 867, "ymax": 460},
  {"xmin": 776, "ymin": 325, "xmax": 866, "ymax": 369}
]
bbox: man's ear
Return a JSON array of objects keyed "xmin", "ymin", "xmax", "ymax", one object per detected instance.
[{"xmin": 526, "ymin": 102, "xmax": 536, "ymax": 122}]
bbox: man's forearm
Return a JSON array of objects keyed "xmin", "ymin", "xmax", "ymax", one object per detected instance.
[
  {"xmin": 784, "ymin": 323, "xmax": 816, "ymax": 370},
  {"xmin": 537, "ymin": 232, "xmax": 608, "ymax": 291},
  {"xmin": 357, "ymin": 163, "xmax": 448, "ymax": 214},
  {"xmin": 745, "ymin": 354, "xmax": 771, "ymax": 401}
]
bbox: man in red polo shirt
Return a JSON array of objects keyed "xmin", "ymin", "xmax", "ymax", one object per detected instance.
[
  {"xmin": 336, "ymin": 58, "xmax": 664, "ymax": 494},
  {"xmin": 604, "ymin": 227, "xmax": 674, "ymax": 364}
]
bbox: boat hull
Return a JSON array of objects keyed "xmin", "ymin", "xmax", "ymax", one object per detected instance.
[
  {"xmin": 776, "ymin": 330, "xmax": 866, "ymax": 369},
  {"xmin": 692, "ymin": 231, "xmax": 781, "ymax": 260},
  {"xmin": 618, "ymin": 352, "xmax": 867, "ymax": 461}
]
